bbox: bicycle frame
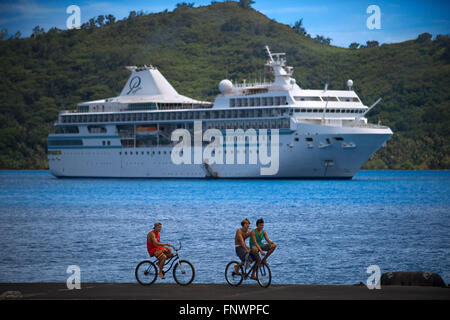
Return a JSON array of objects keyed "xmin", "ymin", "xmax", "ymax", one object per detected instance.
[
  {"xmin": 152, "ymin": 253, "xmax": 179, "ymax": 274},
  {"xmin": 241, "ymin": 259, "xmax": 259, "ymax": 280},
  {"xmin": 150, "ymin": 242, "xmax": 186, "ymax": 275}
]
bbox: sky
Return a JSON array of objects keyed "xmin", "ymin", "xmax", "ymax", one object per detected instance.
[{"xmin": 0, "ymin": 0, "xmax": 449, "ymax": 47}]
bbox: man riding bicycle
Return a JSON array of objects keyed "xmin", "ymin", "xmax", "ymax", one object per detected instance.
[
  {"xmin": 250, "ymin": 218, "xmax": 277, "ymax": 267},
  {"xmin": 147, "ymin": 222, "xmax": 173, "ymax": 279},
  {"xmin": 234, "ymin": 218, "xmax": 261, "ymax": 280}
]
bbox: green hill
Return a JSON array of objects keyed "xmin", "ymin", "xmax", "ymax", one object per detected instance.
[{"xmin": 0, "ymin": 2, "xmax": 449, "ymax": 169}]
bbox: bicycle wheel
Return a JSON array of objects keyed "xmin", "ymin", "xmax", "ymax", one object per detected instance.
[
  {"xmin": 225, "ymin": 261, "xmax": 244, "ymax": 287},
  {"xmin": 173, "ymin": 260, "xmax": 195, "ymax": 286},
  {"xmin": 135, "ymin": 260, "xmax": 158, "ymax": 285},
  {"xmin": 256, "ymin": 262, "xmax": 272, "ymax": 288}
]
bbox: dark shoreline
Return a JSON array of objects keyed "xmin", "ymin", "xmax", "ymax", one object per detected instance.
[{"xmin": 1, "ymin": 283, "xmax": 449, "ymax": 300}]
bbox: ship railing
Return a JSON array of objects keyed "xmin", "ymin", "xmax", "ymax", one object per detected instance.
[
  {"xmin": 233, "ymin": 81, "xmax": 273, "ymax": 88},
  {"xmin": 317, "ymin": 118, "xmax": 389, "ymax": 129},
  {"xmin": 345, "ymin": 122, "xmax": 389, "ymax": 129}
]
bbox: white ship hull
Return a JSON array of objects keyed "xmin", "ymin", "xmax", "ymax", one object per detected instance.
[{"xmin": 48, "ymin": 123, "xmax": 392, "ymax": 179}]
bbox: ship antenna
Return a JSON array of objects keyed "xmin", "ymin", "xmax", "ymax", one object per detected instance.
[{"xmin": 265, "ymin": 45, "xmax": 274, "ymax": 62}]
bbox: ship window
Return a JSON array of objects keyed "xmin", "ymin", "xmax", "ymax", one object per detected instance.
[
  {"xmin": 295, "ymin": 109, "xmax": 300, "ymax": 112},
  {"xmin": 307, "ymin": 109, "xmax": 312, "ymax": 112},
  {"xmin": 338, "ymin": 97, "xmax": 360, "ymax": 102},
  {"xmin": 312, "ymin": 109, "xmax": 318, "ymax": 113},
  {"xmin": 78, "ymin": 105, "xmax": 89, "ymax": 112},
  {"xmin": 268, "ymin": 97, "xmax": 274, "ymax": 106},
  {"xmin": 305, "ymin": 137, "xmax": 313, "ymax": 142},
  {"xmin": 274, "ymin": 97, "xmax": 280, "ymax": 105},
  {"xmin": 295, "ymin": 137, "xmax": 299, "ymax": 142},
  {"xmin": 322, "ymin": 96, "xmax": 338, "ymax": 101},
  {"xmin": 88, "ymin": 125, "xmax": 106, "ymax": 134},
  {"xmin": 334, "ymin": 137, "xmax": 344, "ymax": 141},
  {"xmin": 48, "ymin": 139, "xmax": 83, "ymax": 146},
  {"xmin": 55, "ymin": 126, "xmax": 79, "ymax": 134},
  {"xmin": 294, "ymin": 96, "xmax": 322, "ymax": 101}
]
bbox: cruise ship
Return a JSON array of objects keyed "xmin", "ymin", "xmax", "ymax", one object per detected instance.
[{"xmin": 48, "ymin": 46, "xmax": 393, "ymax": 178}]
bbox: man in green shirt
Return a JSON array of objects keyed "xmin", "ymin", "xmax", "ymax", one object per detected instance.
[{"xmin": 250, "ymin": 218, "xmax": 277, "ymax": 266}]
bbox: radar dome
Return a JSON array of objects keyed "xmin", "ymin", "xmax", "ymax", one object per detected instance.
[
  {"xmin": 219, "ymin": 79, "xmax": 233, "ymax": 94},
  {"xmin": 347, "ymin": 79, "xmax": 353, "ymax": 88}
]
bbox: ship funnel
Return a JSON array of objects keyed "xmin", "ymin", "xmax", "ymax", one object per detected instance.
[{"xmin": 120, "ymin": 65, "xmax": 179, "ymax": 98}]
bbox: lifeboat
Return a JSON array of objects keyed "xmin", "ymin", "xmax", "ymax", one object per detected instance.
[{"xmin": 136, "ymin": 125, "xmax": 158, "ymax": 135}]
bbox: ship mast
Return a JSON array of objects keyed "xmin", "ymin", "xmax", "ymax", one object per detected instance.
[{"xmin": 264, "ymin": 45, "xmax": 294, "ymax": 89}]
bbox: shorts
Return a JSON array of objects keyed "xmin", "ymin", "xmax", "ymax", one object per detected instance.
[
  {"xmin": 235, "ymin": 246, "xmax": 255, "ymax": 263},
  {"xmin": 259, "ymin": 243, "xmax": 272, "ymax": 251},
  {"xmin": 154, "ymin": 247, "xmax": 173, "ymax": 261}
]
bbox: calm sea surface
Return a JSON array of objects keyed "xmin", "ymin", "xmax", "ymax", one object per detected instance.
[{"xmin": 0, "ymin": 170, "xmax": 449, "ymax": 285}]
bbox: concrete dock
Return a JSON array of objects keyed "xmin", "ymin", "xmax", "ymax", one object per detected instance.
[{"xmin": 1, "ymin": 283, "xmax": 449, "ymax": 300}]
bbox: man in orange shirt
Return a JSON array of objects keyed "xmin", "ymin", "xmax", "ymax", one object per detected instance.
[{"xmin": 147, "ymin": 222, "xmax": 173, "ymax": 279}]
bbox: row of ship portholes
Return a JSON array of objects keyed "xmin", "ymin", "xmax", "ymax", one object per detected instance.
[
  {"xmin": 120, "ymin": 150, "xmax": 169, "ymax": 156},
  {"xmin": 119, "ymin": 149, "xmax": 268, "ymax": 156}
]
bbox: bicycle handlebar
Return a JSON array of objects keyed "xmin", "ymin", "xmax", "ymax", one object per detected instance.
[{"xmin": 169, "ymin": 240, "xmax": 182, "ymax": 251}]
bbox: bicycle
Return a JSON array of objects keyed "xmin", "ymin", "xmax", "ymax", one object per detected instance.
[
  {"xmin": 135, "ymin": 241, "xmax": 195, "ymax": 286},
  {"xmin": 225, "ymin": 253, "xmax": 272, "ymax": 288}
]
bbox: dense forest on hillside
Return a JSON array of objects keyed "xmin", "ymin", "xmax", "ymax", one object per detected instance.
[{"xmin": 0, "ymin": 1, "xmax": 449, "ymax": 169}]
